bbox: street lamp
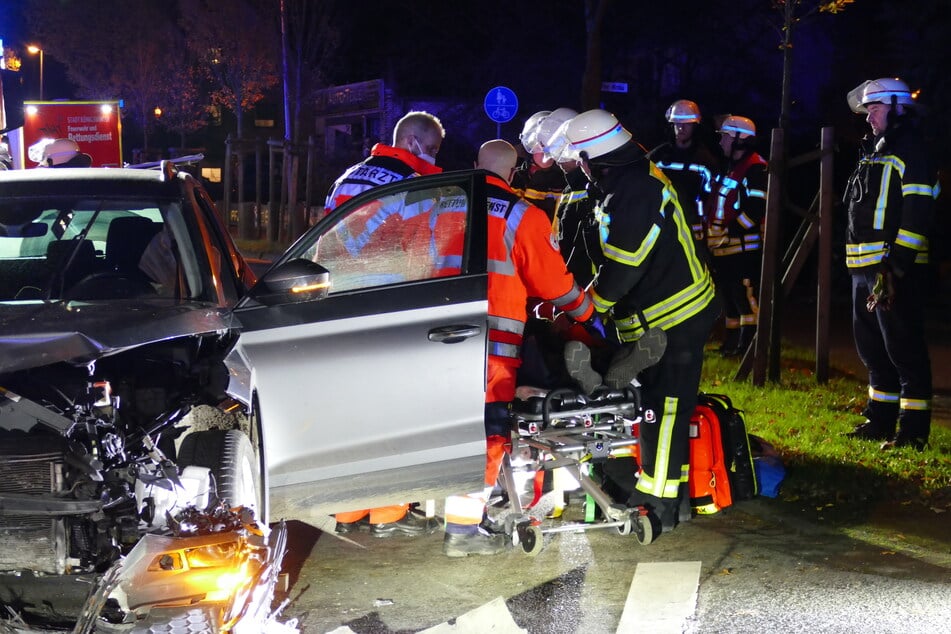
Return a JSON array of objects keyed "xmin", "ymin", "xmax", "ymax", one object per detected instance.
[{"xmin": 27, "ymin": 45, "xmax": 43, "ymax": 100}]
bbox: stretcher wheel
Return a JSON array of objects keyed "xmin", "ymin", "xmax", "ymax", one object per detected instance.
[
  {"xmin": 633, "ymin": 514, "xmax": 654, "ymax": 545},
  {"xmin": 617, "ymin": 516, "xmax": 633, "ymax": 536},
  {"xmin": 517, "ymin": 524, "xmax": 544, "ymax": 556}
]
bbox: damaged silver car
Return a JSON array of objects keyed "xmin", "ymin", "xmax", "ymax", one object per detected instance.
[
  {"xmin": 0, "ymin": 163, "xmax": 494, "ymax": 630},
  {"xmin": 0, "ymin": 164, "xmax": 285, "ymax": 631}
]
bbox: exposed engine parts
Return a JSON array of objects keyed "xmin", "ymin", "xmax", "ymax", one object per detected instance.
[{"xmin": 0, "ymin": 337, "xmax": 241, "ymax": 576}]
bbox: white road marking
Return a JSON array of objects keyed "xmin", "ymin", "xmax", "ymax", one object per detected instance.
[
  {"xmin": 616, "ymin": 561, "xmax": 702, "ymax": 633},
  {"xmin": 419, "ymin": 596, "xmax": 527, "ymax": 633}
]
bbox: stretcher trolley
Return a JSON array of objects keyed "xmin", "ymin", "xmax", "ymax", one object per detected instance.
[{"xmin": 498, "ymin": 383, "xmax": 658, "ymax": 556}]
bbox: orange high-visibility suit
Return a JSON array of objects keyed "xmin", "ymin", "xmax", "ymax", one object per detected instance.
[{"xmin": 445, "ymin": 173, "xmax": 594, "ymax": 534}]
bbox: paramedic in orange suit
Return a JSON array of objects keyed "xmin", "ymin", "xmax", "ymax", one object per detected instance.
[
  {"xmin": 442, "ymin": 139, "xmax": 597, "ymax": 557},
  {"xmin": 331, "ymin": 111, "xmax": 446, "ymax": 538},
  {"xmin": 324, "ymin": 111, "xmax": 443, "ymax": 214}
]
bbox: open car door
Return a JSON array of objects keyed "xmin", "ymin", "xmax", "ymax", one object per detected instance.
[{"xmin": 234, "ymin": 170, "xmax": 490, "ymax": 520}]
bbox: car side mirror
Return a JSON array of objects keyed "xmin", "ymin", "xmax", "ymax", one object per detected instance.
[{"xmin": 248, "ymin": 258, "xmax": 331, "ymax": 306}]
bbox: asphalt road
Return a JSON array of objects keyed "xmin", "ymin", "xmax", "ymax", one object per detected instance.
[
  {"xmin": 246, "ymin": 257, "xmax": 951, "ymax": 633},
  {"xmin": 274, "ymin": 494, "xmax": 950, "ymax": 633}
]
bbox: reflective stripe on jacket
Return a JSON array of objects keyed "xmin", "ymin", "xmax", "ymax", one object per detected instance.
[
  {"xmin": 589, "ymin": 161, "xmax": 715, "ymax": 342},
  {"xmin": 844, "ymin": 123, "xmax": 938, "ymax": 274},
  {"xmin": 651, "ymin": 140, "xmax": 718, "ymax": 241},
  {"xmin": 486, "ymin": 174, "xmax": 593, "ymax": 366},
  {"xmin": 706, "ymin": 151, "xmax": 768, "ymax": 256},
  {"xmin": 511, "ymin": 164, "xmax": 567, "ymax": 222},
  {"xmin": 324, "ymin": 144, "xmax": 442, "ymax": 214}
]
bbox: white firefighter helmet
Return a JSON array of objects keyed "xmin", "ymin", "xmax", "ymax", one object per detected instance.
[
  {"xmin": 518, "ymin": 110, "xmax": 552, "ymax": 154},
  {"xmin": 847, "ymin": 77, "xmax": 915, "ymax": 114},
  {"xmin": 563, "ymin": 109, "xmax": 633, "ymax": 161},
  {"xmin": 535, "ymin": 107, "xmax": 578, "ymax": 153},
  {"xmin": 665, "ymin": 99, "xmax": 701, "ymax": 123},
  {"xmin": 719, "ymin": 115, "xmax": 756, "ymax": 139},
  {"xmin": 28, "ymin": 138, "xmax": 57, "ymax": 164},
  {"xmin": 542, "ymin": 119, "xmax": 575, "ymax": 164},
  {"xmin": 33, "ymin": 138, "xmax": 91, "ymax": 167}
]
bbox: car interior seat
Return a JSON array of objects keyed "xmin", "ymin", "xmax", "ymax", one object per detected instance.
[
  {"xmin": 105, "ymin": 216, "xmax": 163, "ymax": 280},
  {"xmin": 45, "ymin": 238, "xmax": 99, "ymax": 296},
  {"xmin": 61, "ymin": 216, "xmax": 163, "ymax": 299}
]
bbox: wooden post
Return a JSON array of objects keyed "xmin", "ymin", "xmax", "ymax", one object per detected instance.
[
  {"xmin": 238, "ymin": 142, "xmax": 251, "ymax": 240},
  {"xmin": 280, "ymin": 140, "xmax": 290, "ymax": 242},
  {"xmin": 268, "ymin": 140, "xmax": 280, "ymax": 244},
  {"xmin": 749, "ymin": 128, "xmax": 784, "ymax": 385},
  {"xmin": 255, "ymin": 140, "xmax": 263, "ymax": 239},
  {"xmin": 305, "ymin": 135, "xmax": 315, "ymax": 226},
  {"xmin": 816, "ymin": 127, "xmax": 834, "ymax": 382},
  {"xmin": 222, "ymin": 134, "xmax": 233, "ymax": 227}
]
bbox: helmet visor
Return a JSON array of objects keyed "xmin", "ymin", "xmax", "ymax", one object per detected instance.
[
  {"xmin": 847, "ymin": 81, "xmax": 872, "ymax": 114},
  {"xmin": 543, "ymin": 120, "xmax": 578, "ymax": 163}
]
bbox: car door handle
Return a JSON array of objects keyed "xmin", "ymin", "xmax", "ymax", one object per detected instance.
[{"xmin": 428, "ymin": 325, "xmax": 482, "ymax": 344}]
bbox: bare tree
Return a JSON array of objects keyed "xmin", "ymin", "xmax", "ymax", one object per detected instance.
[
  {"xmin": 178, "ymin": 0, "xmax": 281, "ymax": 139},
  {"xmin": 157, "ymin": 61, "xmax": 212, "ymax": 150},
  {"xmin": 771, "ymin": 0, "xmax": 859, "ymax": 132},
  {"xmin": 27, "ymin": 0, "xmax": 182, "ymax": 151},
  {"xmin": 278, "ymin": 0, "xmax": 341, "ymax": 238},
  {"xmin": 581, "ymin": 0, "xmax": 613, "ymax": 110}
]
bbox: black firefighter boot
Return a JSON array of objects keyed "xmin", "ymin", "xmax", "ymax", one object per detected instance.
[{"xmin": 719, "ymin": 327, "xmax": 741, "ymax": 357}]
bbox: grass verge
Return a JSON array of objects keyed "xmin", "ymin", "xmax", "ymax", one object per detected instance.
[{"xmin": 700, "ymin": 342, "xmax": 951, "ymax": 523}]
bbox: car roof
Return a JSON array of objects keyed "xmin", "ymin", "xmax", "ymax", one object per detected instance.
[{"xmin": 0, "ymin": 167, "xmax": 189, "ymax": 198}]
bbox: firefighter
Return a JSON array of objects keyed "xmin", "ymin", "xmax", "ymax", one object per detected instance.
[
  {"xmin": 442, "ymin": 139, "xmax": 596, "ymax": 556},
  {"xmin": 648, "ymin": 100, "xmax": 718, "ymax": 264},
  {"xmin": 843, "ymin": 77, "xmax": 937, "ymax": 451},
  {"xmin": 706, "ymin": 115, "xmax": 768, "ymax": 357},
  {"xmin": 512, "ymin": 109, "xmax": 573, "ymax": 222},
  {"xmin": 562, "ymin": 110, "xmax": 718, "ymax": 532},
  {"xmin": 330, "ymin": 110, "xmax": 446, "ymax": 537},
  {"xmin": 515, "ymin": 108, "xmax": 594, "ymax": 391}
]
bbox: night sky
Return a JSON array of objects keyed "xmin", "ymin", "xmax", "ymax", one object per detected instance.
[{"xmin": 2, "ymin": 0, "xmax": 949, "ymax": 170}]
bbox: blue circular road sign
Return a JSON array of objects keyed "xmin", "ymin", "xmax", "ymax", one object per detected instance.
[{"xmin": 484, "ymin": 86, "xmax": 518, "ymax": 124}]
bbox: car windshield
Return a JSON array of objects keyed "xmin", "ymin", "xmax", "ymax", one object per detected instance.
[{"xmin": 0, "ymin": 196, "xmax": 205, "ymax": 301}]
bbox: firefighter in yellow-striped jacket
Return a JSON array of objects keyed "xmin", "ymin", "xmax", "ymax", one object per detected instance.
[
  {"xmin": 843, "ymin": 78, "xmax": 938, "ymax": 452},
  {"xmin": 705, "ymin": 115, "xmax": 768, "ymax": 357},
  {"xmin": 562, "ymin": 110, "xmax": 719, "ymax": 533}
]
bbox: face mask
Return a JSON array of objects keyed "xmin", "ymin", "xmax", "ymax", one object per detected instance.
[{"xmin": 413, "ymin": 138, "xmax": 437, "ymax": 165}]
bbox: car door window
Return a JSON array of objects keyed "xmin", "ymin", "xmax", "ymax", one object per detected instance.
[{"xmin": 300, "ymin": 185, "xmax": 468, "ymax": 293}]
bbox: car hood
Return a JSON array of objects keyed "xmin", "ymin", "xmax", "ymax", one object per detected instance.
[{"xmin": 0, "ymin": 299, "xmax": 238, "ymax": 374}]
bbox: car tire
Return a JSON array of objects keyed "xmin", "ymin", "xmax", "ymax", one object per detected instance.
[{"xmin": 178, "ymin": 429, "xmax": 261, "ymax": 515}]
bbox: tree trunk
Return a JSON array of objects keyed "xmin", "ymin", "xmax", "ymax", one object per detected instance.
[
  {"xmin": 280, "ymin": 0, "xmax": 306, "ymax": 239},
  {"xmin": 235, "ymin": 103, "xmax": 244, "ymax": 139},
  {"xmin": 140, "ymin": 110, "xmax": 149, "ymax": 153},
  {"xmin": 581, "ymin": 0, "xmax": 612, "ymax": 110},
  {"xmin": 779, "ymin": 0, "xmax": 794, "ymax": 133}
]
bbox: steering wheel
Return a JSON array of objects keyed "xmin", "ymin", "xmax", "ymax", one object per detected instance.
[{"xmin": 64, "ymin": 270, "xmax": 157, "ymax": 300}]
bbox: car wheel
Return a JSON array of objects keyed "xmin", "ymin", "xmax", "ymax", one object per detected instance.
[{"xmin": 178, "ymin": 429, "xmax": 261, "ymax": 515}]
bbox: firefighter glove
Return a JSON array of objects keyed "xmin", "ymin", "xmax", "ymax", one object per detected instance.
[
  {"xmin": 866, "ymin": 266, "xmax": 895, "ymax": 312},
  {"xmin": 581, "ymin": 314, "xmax": 607, "ymax": 340}
]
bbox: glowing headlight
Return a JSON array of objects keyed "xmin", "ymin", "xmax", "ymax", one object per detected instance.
[
  {"xmin": 184, "ymin": 542, "xmax": 240, "ymax": 568},
  {"xmin": 205, "ymin": 562, "xmax": 252, "ymax": 602}
]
